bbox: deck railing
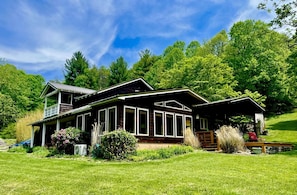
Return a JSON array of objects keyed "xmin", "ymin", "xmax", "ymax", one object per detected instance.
[{"xmin": 44, "ymin": 104, "xmax": 59, "ymax": 118}]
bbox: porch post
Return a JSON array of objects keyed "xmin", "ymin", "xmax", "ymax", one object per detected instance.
[
  {"xmin": 56, "ymin": 119, "xmax": 60, "ymax": 131},
  {"xmin": 41, "ymin": 123, "xmax": 46, "ymax": 147},
  {"xmin": 30, "ymin": 126, "xmax": 34, "ymax": 148}
]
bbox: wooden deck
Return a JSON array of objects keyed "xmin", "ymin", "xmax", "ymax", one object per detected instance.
[
  {"xmin": 245, "ymin": 142, "xmax": 293, "ymax": 153},
  {"xmin": 196, "ymin": 131, "xmax": 293, "ymax": 153}
]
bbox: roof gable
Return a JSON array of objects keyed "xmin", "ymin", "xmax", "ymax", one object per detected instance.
[
  {"xmin": 75, "ymin": 78, "xmax": 154, "ymax": 106},
  {"xmin": 40, "ymin": 82, "xmax": 96, "ymax": 97}
]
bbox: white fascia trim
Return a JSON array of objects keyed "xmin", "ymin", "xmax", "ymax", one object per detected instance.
[{"xmin": 119, "ymin": 89, "xmax": 208, "ymax": 103}]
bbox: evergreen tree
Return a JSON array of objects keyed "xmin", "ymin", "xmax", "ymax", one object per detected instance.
[{"xmin": 109, "ymin": 56, "xmax": 128, "ymax": 86}]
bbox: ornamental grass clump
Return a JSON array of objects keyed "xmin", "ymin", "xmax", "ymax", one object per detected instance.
[
  {"xmin": 51, "ymin": 127, "xmax": 81, "ymax": 154},
  {"xmin": 100, "ymin": 129, "xmax": 137, "ymax": 160},
  {"xmin": 184, "ymin": 127, "xmax": 200, "ymax": 149},
  {"xmin": 216, "ymin": 125, "xmax": 246, "ymax": 153}
]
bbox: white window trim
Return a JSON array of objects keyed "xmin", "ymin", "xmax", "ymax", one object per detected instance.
[
  {"xmin": 123, "ymin": 106, "xmax": 137, "ymax": 135},
  {"xmin": 98, "ymin": 106, "xmax": 117, "ymax": 132},
  {"xmin": 154, "ymin": 100, "xmax": 192, "ymax": 112},
  {"xmin": 98, "ymin": 109, "xmax": 107, "ymax": 132},
  {"xmin": 165, "ymin": 112, "xmax": 175, "ymax": 137},
  {"xmin": 76, "ymin": 112, "xmax": 91, "ymax": 131},
  {"xmin": 137, "ymin": 108, "xmax": 149, "ymax": 136},
  {"xmin": 200, "ymin": 118, "xmax": 208, "ymax": 130},
  {"xmin": 154, "ymin": 110, "xmax": 164, "ymax": 137},
  {"xmin": 184, "ymin": 115, "xmax": 193, "ymax": 131},
  {"xmin": 175, "ymin": 113, "xmax": 184, "ymax": 138},
  {"xmin": 107, "ymin": 106, "xmax": 117, "ymax": 131}
]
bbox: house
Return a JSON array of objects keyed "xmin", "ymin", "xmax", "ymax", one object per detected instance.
[{"xmin": 30, "ymin": 78, "xmax": 265, "ymax": 148}]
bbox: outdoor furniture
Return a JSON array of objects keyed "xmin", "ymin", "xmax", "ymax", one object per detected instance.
[{"xmin": 248, "ymin": 132, "xmax": 258, "ymax": 142}]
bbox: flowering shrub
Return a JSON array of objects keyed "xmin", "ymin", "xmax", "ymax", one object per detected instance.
[
  {"xmin": 100, "ymin": 129, "xmax": 137, "ymax": 160},
  {"xmin": 51, "ymin": 127, "xmax": 81, "ymax": 154}
]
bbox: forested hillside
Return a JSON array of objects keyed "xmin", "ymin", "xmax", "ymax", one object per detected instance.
[{"xmin": 0, "ymin": 18, "xmax": 296, "ymax": 140}]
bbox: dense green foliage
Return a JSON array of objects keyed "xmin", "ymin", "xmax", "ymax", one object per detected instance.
[
  {"xmin": 0, "ymin": 64, "xmax": 44, "ymax": 137},
  {"xmin": 108, "ymin": 56, "xmax": 129, "ymax": 86},
  {"xmin": 100, "ymin": 130, "xmax": 137, "ymax": 160}
]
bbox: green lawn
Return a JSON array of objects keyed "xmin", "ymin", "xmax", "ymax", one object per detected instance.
[
  {"xmin": 0, "ymin": 151, "xmax": 297, "ymax": 194},
  {"xmin": 1, "ymin": 110, "xmax": 297, "ymax": 194},
  {"xmin": 264, "ymin": 109, "xmax": 297, "ymax": 148}
]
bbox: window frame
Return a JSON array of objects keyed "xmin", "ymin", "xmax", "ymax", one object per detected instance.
[
  {"xmin": 137, "ymin": 108, "xmax": 149, "ymax": 136},
  {"xmin": 154, "ymin": 110, "xmax": 164, "ymax": 137},
  {"xmin": 76, "ymin": 112, "xmax": 91, "ymax": 131},
  {"xmin": 175, "ymin": 113, "xmax": 184, "ymax": 138},
  {"xmin": 98, "ymin": 106, "xmax": 117, "ymax": 132},
  {"xmin": 165, "ymin": 112, "xmax": 175, "ymax": 137},
  {"xmin": 200, "ymin": 118, "xmax": 208, "ymax": 130},
  {"xmin": 123, "ymin": 106, "xmax": 137, "ymax": 135}
]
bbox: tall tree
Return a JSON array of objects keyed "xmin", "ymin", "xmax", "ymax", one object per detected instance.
[
  {"xmin": 159, "ymin": 55, "xmax": 238, "ymax": 101},
  {"xmin": 129, "ymin": 49, "xmax": 159, "ymax": 80},
  {"xmin": 225, "ymin": 20, "xmax": 292, "ymax": 112},
  {"xmin": 185, "ymin": 41, "xmax": 200, "ymax": 58},
  {"xmin": 64, "ymin": 51, "xmax": 89, "ymax": 86},
  {"xmin": 109, "ymin": 56, "xmax": 128, "ymax": 86}
]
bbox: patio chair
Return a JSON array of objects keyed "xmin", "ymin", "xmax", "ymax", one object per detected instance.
[{"xmin": 248, "ymin": 132, "xmax": 258, "ymax": 142}]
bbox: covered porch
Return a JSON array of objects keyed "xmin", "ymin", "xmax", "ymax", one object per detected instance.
[{"xmin": 193, "ymin": 97, "xmax": 265, "ymax": 150}]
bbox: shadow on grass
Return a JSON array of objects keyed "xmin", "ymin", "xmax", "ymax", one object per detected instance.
[{"xmin": 268, "ymin": 120, "xmax": 297, "ymax": 131}]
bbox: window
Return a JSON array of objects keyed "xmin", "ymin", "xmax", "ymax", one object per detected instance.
[
  {"xmin": 138, "ymin": 109, "xmax": 149, "ymax": 136},
  {"xmin": 154, "ymin": 100, "xmax": 192, "ymax": 112},
  {"xmin": 200, "ymin": 118, "xmax": 208, "ymax": 130},
  {"xmin": 98, "ymin": 107, "xmax": 117, "ymax": 132},
  {"xmin": 76, "ymin": 113, "xmax": 91, "ymax": 131},
  {"xmin": 165, "ymin": 101, "xmax": 183, "ymax": 109},
  {"xmin": 154, "ymin": 111, "xmax": 164, "ymax": 136},
  {"xmin": 176, "ymin": 114, "xmax": 184, "ymax": 137},
  {"xmin": 61, "ymin": 93, "xmax": 72, "ymax": 104},
  {"xmin": 108, "ymin": 107, "xmax": 117, "ymax": 131},
  {"xmin": 98, "ymin": 109, "xmax": 106, "ymax": 132},
  {"xmin": 185, "ymin": 116, "xmax": 193, "ymax": 130},
  {"xmin": 165, "ymin": 113, "xmax": 174, "ymax": 137},
  {"xmin": 124, "ymin": 107, "xmax": 136, "ymax": 134},
  {"xmin": 77, "ymin": 115, "xmax": 83, "ymax": 130}
]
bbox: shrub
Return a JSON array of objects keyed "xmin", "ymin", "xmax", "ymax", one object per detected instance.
[
  {"xmin": 130, "ymin": 145, "xmax": 194, "ymax": 161},
  {"xmin": 100, "ymin": 129, "xmax": 137, "ymax": 160},
  {"xmin": 216, "ymin": 125, "xmax": 246, "ymax": 153},
  {"xmin": 8, "ymin": 146, "xmax": 27, "ymax": 153},
  {"xmin": 91, "ymin": 144, "xmax": 102, "ymax": 159},
  {"xmin": 31, "ymin": 146, "xmax": 50, "ymax": 157},
  {"xmin": 51, "ymin": 127, "xmax": 81, "ymax": 154},
  {"xmin": 184, "ymin": 128, "xmax": 200, "ymax": 148}
]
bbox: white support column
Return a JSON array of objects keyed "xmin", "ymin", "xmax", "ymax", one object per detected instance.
[
  {"xmin": 30, "ymin": 126, "xmax": 34, "ymax": 148},
  {"xmin": 56, "ymin": 119, "xmax": 60, "ymax": 131},
  {"xmin": 57, "ymin": 91, "xmax": 61, "ymax": 114},
  {"xmin": 41, "ymin": 123, "xmax": 46, "ymax": 147}
]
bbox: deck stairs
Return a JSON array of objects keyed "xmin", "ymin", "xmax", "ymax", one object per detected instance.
[{"xmin": 196, "ymin": 131, "xmax": 218, "ymax": 151}]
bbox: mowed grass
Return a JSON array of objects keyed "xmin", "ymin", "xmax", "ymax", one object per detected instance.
[
  {"xmin": 1, "ymin": 110, "xmax": 297, "ymax": 195},
  {"xmin": 0, "ymin": 151, "xmax": 297, "ymax": 195},
  {"xmin": 265, "ymin": 109, "xmax": 297, "ymax": 147}
]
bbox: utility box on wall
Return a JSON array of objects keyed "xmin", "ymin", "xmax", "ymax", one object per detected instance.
[{"xmin": 74, "ymin": 144, "xmax": 87, "ymax": 156}]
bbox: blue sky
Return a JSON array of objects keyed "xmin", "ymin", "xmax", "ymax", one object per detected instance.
[{"xmin": 0, "ymin": 0, "xmax": 272, "ymax": 81}]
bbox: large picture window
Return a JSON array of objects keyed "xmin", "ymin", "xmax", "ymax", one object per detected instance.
[
  {"xmin": 154, "ymin": 111, "xmax": 164, "ymax": 136},
  {"xmin": 176, "ymin": 114, "xmax": 184, "ymax": 137},
  {"xmin": 165, "ymin": 113, "xmax": 174, "ymax": 137},
  {"xmin": 123, "ymin": 106, "xmax": 149, "ymax": 136},
  {"xmin": 138, "ymin": 108, "xmax": 149, "ymax": 136},
  {"xmin": 154, "ymin": 111, "xmax": 192, "ymax": 138},
  {"xmin": 124, "ymin": 106, "xmax": 136, "ymax": 134}
]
